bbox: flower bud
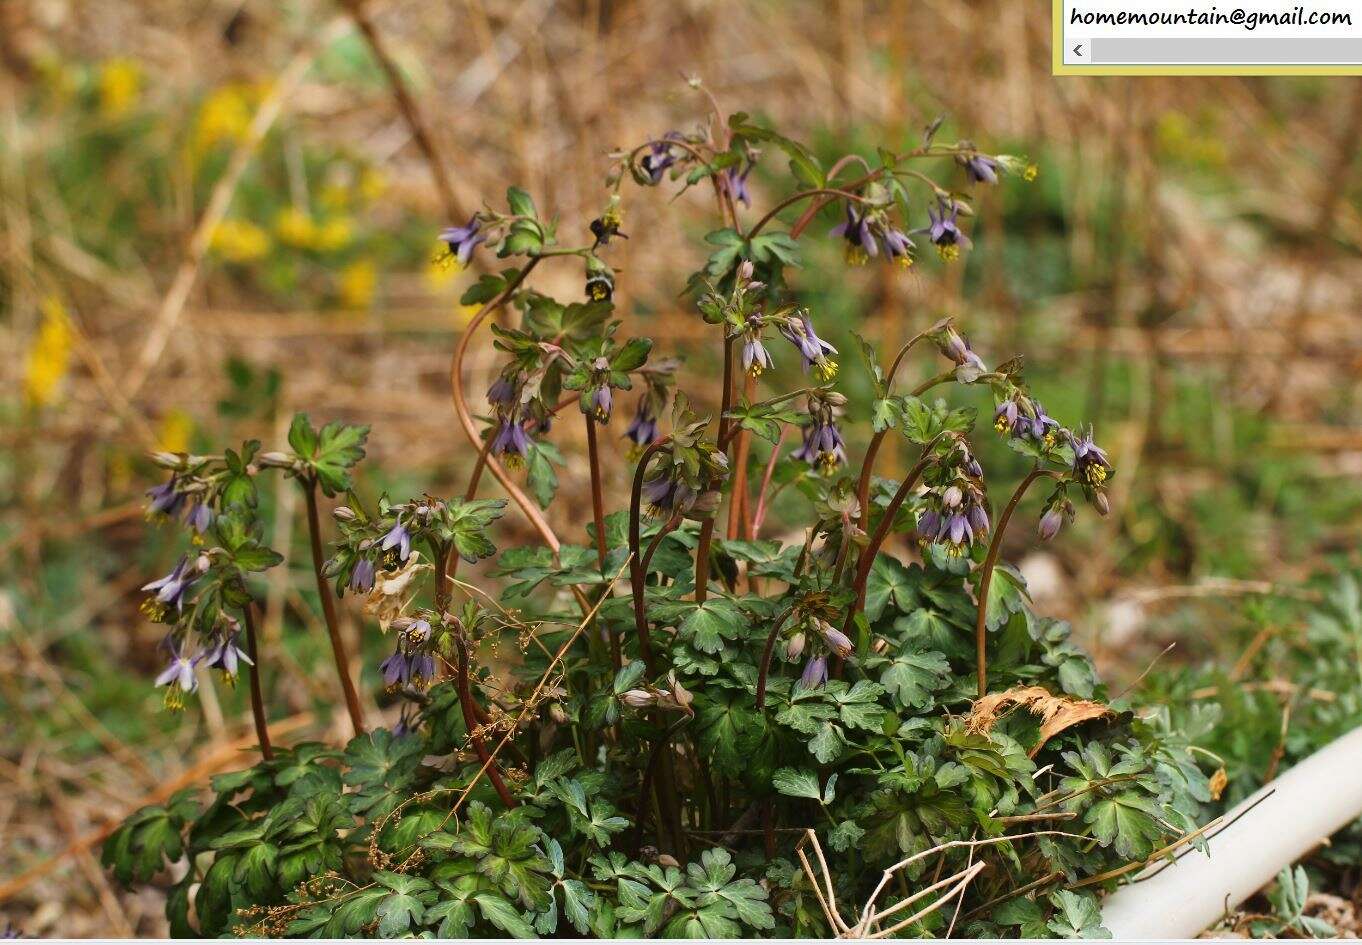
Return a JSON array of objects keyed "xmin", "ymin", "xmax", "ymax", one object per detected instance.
[
  {"xmin": 737, "ymin": 259, "xmax": 755, "ymax": 282},
  {"xmin": 942, "ymin": 485, "xmax": 963, "ymax": 508},
  {"xmin": 195, "ymin": 553, "xmax": 211, "ymax": 572},
  {"xmin": 819, "ymin": 621, "xmax": 854, "ymax": 658},
  {"xmin": 258, "ymin": 451, "xmax": 294, "ymax": 468},
  {"xmin": 1038, "ymin": 506, "xmax": 1064, "ymax": 541},
  {"xmin": 657, "ymin": 853, "xmax": 680, "ymax": 869},
  {"xmin": 333, "ymin": 506, "xmax": 357, "ymax": 523},
  {"xmin": 1091, "ymin": 489, "xmax": 1110, "ymax": 516},
  {"xmin": 621, "ymin": 689, "xmax": 656, "ymax": 709},
  {"xmin": 785, "ymin": 631, "xmax": 807, "ymax": 661},
  {"xmin": 149, "ymin": 451, "xmax": 184, "ymax": 470}
]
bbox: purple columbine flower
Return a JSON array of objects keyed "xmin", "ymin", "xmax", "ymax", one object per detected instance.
[
  {"xmin": 918, "ymin": 508, "xmax": 942, "ymax": 538},
  {"xmin": 349, "ymin": 557, "xmax": 376, "ymax": 594},
  {"xmin": 968, "ymin": 502, "xmax": 990, "ymax": 536},
  {"xmin": 380, "ymin": 521, "xmax": 413, "ymax": 563},
  {"xmin": 963, "ymin": 154, "xmax": 999, "ymax": 185},
  {"xmin": 1025, "ymin": 402, "xmax": 1061, "ymax": 447},
  {"xmin": 201, "ymin": 631, "xmax": 252, "ymax": 683},
  {"xmin": 920, "ymin": 200, "xmax": 972, "ymax": 261},
  {"xmin": 742, "ymin": 335, "xmax": 774, "ymax": 377},
  {"xmin": 831, "ymin": 204, "xmax": 876, "ymax": 264},
  {"xmin": 439, "ymin": 217, "xmax": 487, "ymax": 266},
  {"xmin": 588, "ymin": 384, "xmax": 613, "ymax": 424},
  {"xmin": 491, "ymin": 416, "xmax": 533, "ymax": 468},
  {"xmin": 380, "ymin": 645, "xmax": 411, "ymax": 689},
  {"xmin": 410, "ymin": 651, "xmax": 437, "ymax": 688},
  {"xmin": 1071, "ymin": 430, "xmax": 1113, "ymax": 487},
  {"xmin": 939, "ymin": 329, "xmax": 987, "ymax": 375},
  {"xmin": 641, "ymin": 474, "xmax": 695, "ymax": 517},
  {"xmin": 155, "ymin": 642, "xmax": 199, "ymax": 709},
  {"xmin": 994, "ymin": 400, "xmax": 1020, "ymax": 434},
  {"xmin": 487, "ymin": 375, "xmax": 517, "ymax": 408},
  {"xmin": 799, "ymin": 655, "xmax": 829, "ymax": 690},
  {"xmin": 879, "ymin": 226, "xmax": 915, "ymax": 268},
  {"xmin": 720, "ymin": 161, "xmax": 754, "ymax": 207},
  {"xmin": 184, "ymin": 501, "xmax": 212, "ymax": 535},
  {"xmin": 142, "ymin": 558, "xmax": 196, "ymax": 613},
  {"xmin": 779, "ymin": 315, "xmax": 838, "ymax": 381},
  {"xmin": 1038, "ymin": 506, "xmax": 1065, "ymax": 541},
  {"xmin": 819, "ymin": 623, "xmax": 854, "ymax": 659},
  {"xmin": 641, "ymin": 136, "xmax": 679, "ymax": 183},
  {"xmin": 146, "ymin": 477, "xmax": 184, "ymax": 518},
  {"xmin": 624, "ymin": 399, "xmax": 660, "ymax": 448},
  {"xmin": 791, "ymin": 419, "xmax": 846, "ymax": 473}
]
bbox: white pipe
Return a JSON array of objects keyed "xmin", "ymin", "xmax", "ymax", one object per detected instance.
[{"xmin": 1101, "ymin": 726, "xmax": 1362, "ymax": 938}]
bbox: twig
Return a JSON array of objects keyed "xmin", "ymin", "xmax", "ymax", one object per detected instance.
[{"xmin": 302, "ymin": 479, "xmax": 366, "ymax": 734}]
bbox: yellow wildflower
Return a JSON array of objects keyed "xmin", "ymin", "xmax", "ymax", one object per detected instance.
[
  {"xmin": 193, "ymin": 84, "xmax": 255, "ymax": 154},
  {"xmin": 24, "ymin": 296, "xmax": 73, "ymax": 408},
  {"xmin": 338, "ymin": 259, "xmax": 377, "ymax": 309},
  {"xmin": 210, "ymin": 218, "xmax": 271, "ymax": 263},
  {"xmin": 98, "ymin": 58, "xmax": 141, "ymax": 118},
  {"xmin": 274, "ymin": 207, "xmax": 317, "ymax": 248},
  {"xmin": 313, "ymin": 217, "xmax": 354, "ymax": 253},
  {"xmin": 157, "ymin": 409, "xmax": 194, "ymax": 454},
  {"xmin": 358, "ymin": 167, "xmax": 387, "ymax": 203}
]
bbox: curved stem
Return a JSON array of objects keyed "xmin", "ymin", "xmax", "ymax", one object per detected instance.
[
  {"xmin": 584, "ymin": 415, "xmax": 608, "ymax": 570},
  {"xmin": 628, "ymin": 438, "xmax": 672, "ymax": 674},
  {"xmin": 695, "ymin": 337, "xmax": 735, "ymax": 603},
  {"xmin": 749, "ymin": 429, "xmax": 785, "ymax": 538},
  {"xmin": 641, "ymin": 514, "xmax": 683, "ymax": 574},
  {"xmin": 854, "ymin": 369, "xmax": 956, "ymax": 519},
  {"xmin": 303, "ymin": 479, "xmax": 366, "ymax": 735},
  {"xmin": 241, "ymin": 602, "xmax": 273, "ymax": 761},
  {"xmin": 754, "ymin": 604, "xmax": 798, "ymax": 710},
  {"xmin": 727, "ymin": 374, "xmax": 756, "ymax": 540},
  {"xmin": 449, "ymin": 257, "xmax": 563, "ymax": 557},
  {"xmin": 746, "ymin": 187, "xmax": 869, "ymax": 241},
  {"xmin": 974, "ymin": 468, "xmax": 1055, "ymax": 699},
  {"xmin": 454, "ymin": 635, "xmax": 517, "ymax": 808},
  {"xmin": 848, "ymin": 437, "xmax": 945, "ymax": 621}
]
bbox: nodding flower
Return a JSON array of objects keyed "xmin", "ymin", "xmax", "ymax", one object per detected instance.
[
  {"xmin": 146, "ymin": 476, "xmax": 185, "ymax": 519},
  {"xmin": 487, "ymin": 374, "xmax": 518, "ymax": 408},
  {"xmin": 439, "ymin": 216, "xmax": 487, "ymax": 267},
  {"xmin": 1070, "ymin": 429, "xmax": 1113, "ymax": 488},
  {"xmin": 1039, "ymin": 505, "xmax": 1065, "ymax": 541},
  {"xmin": 349, "ymin": 556, "xmax": 376, "ymax": 594},
  {"xmin": 380, "ymin": 521, "xmax": 413, "ymax": 563},
  {"xmin": 919, "ymin": 199, "xmax": 972, "ymax": 261},
  {"xmin": 818, "ymin": 621, "xmax": 854, "ymax": 659},
  {"xmin": 779, "ymin": 314, "xmax": 838, "ymax": 381},
  {"xmin": 200, "ymin": 631, "xmax": 253, "ymax": 684},
  {"xmin": 791, "ymin": 417, "xmax": 847, "ymax": 474},
  {"xmin": 624, "ymin": 398, "xmax": 660, "ymax": 449},
  {"xmin": 155, "ymin": 640, "xmax": 199, "ymax": 710},
  {"xmin": 919, "ymin": 484, "xmax": 990, "ymax": 557},
  {"xmin": 641, "ymin": 473, "xmax": 696, "ymax": 518},
  {"xmin": 831, "ymin": 204, "xmax": 876, "ymax": 265},
  {"xmin": 799, "ymin": 655, "xmax": 829, "ymax": 690},
  {"xmin": 588, "ymin": 384, "xmax": 613, "ymax": 424},
  {"xmin": 720, "ymin": 160, "xmax": 754, "ymax": 208},
  {"xmin": 741, "ymin": 333, "xmax": 774, "ymax": 378},
  {"xmin": 184, "ymin": 501, "xmax": 212, "ymax": 535},
  {"xmin": 785, "ymin": 631, "xmax": 807, "ymax": 661},
  {"xmin": 831, "ymin": 204, "xmax": 915, "ymax": 268},
  {"xmin": 961, "ymin": 153, "xmax": 1000, "ymax": 185},
  {"xmin": 585, "ymin": 265, "xmax": 615, "ymax": 301},
  {"xmin": 142, "ymin": 557, "xmax": 196, "ymax": 616},
  {"xmin": 640, "ymin": 135, "xmax": 680, "ymax": 184},
  {"xmin": 937, "ymin": 327, "xmax": 987, "ymax": 375},
  {"xmin": 379, "ymin": 645, "xmax": 410, "ymax": 690},
  {"xmin": 490, "ymin": 414, "xmax": 534, "ymax": 469}
]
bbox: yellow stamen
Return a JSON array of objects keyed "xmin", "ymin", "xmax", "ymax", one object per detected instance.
[{"xmin": 937, "ymin": 244, "xmax": 960, "ymax": 263}]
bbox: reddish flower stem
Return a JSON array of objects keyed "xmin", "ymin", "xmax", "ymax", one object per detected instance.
[
  {"xmin": 454, "ymin": 634, "xmax": 517, "ymax": 808},
  {"xmin": 754, "ymin": 604, "xmax": 798, "ymax": 710},
  {"xmin": 974, "ymin": 468, "xmax": 1053, "ymax": 698},
  {"xmin": 241, "ymin": 602, "xmax": 273, "ymax": 761},
  {"xmin": 694, "ymin": 337, "xmax": 735, "ymax": 603},
  {"xmin": 303, "ymin": 480, "xmax": 366, "ymax": 735}
]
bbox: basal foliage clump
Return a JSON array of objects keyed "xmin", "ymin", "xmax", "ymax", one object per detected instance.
[{"xmin": 105, "ymin": 86, "xmax": 1216, "ymax": 938}]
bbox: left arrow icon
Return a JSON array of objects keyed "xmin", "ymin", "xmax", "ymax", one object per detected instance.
[{"xmin": 1073, "ymin": 43, "xmax": 1084, "ymax": 56}]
